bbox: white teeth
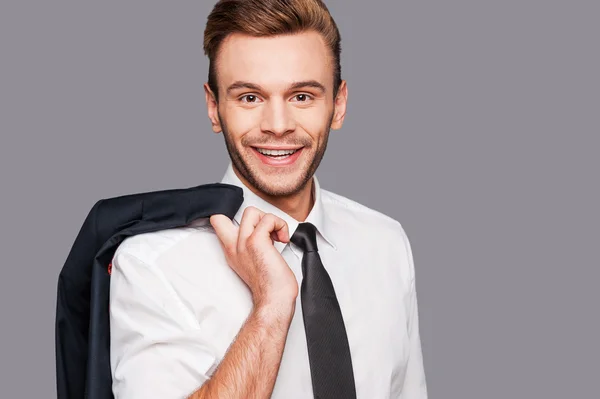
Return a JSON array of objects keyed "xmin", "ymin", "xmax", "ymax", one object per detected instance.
[{"xmin": 256, "ymin": 148, "xmax": 298, "ymax": 156}]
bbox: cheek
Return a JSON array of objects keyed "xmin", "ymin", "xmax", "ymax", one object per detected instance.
[
  {"xmin": 294, "ymin": 107, "xmax": 332, "ymax": 140},
  {"xmin": 221, "ymin": 107, "xmax": 261, "ymax": 137}
]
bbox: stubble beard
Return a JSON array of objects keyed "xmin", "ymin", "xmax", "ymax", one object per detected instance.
[{"xmin": 218, "ymin": 110, "xmax": 333, "ymax": 198}]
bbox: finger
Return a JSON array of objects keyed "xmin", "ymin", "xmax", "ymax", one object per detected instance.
[
  {"xmin": 238, "ymin": 206, "xmax": 265, "ymax": 249},
  {"xmin": 254, "ymin": 214, "xmax": 290, "ymax": 243},
  {"xmin": 210, "ymin": 214, "xmax": 238, "ymax": 252},
  {"xmin": 270, "ymin": 230, "xmax": 288, "ymax": 243}
]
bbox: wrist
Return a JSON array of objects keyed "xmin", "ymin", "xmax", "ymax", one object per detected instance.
[{"xmin": 253, "ymin": 298, "xmax": 296, "ymax": 324}]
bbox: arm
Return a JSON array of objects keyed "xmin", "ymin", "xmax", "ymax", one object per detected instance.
[
  {"xmin": 399, "ymin": 228, "xmax": 428, "ymax": 398},
  {"xmin": 188, "ymin": 300, "xmax": 295, "ymax": 399},
  {"xmin": 110, "ymin": 251, "xmax": 221, "ymax": 398},
  {"xmin": 111, "ymin": 209, "xmax": 297, "ymax": 399},
  {"xmin": 400, "ymin": 277, "xmax": 428, "ymax": 398},
  {"xmin": 191, "ymin": 209, "xmax": 299, "ymax": 398},
  {"xmin": 110, "ymin": 251, "xmax": 295, "ymax": 399}
]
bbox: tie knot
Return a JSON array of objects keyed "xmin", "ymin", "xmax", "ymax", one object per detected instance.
[{"xmin": 290, "ymin": 222, "xmax": 319, "ymax": 253}]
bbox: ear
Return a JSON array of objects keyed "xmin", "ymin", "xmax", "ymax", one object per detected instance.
[
  {"xmin": 330, "ymin": 80, "xmax": 348, "ymax": 130},
  {"xmin": 204, "ymin": 83, "xmax": 222, "ymax": 133}
]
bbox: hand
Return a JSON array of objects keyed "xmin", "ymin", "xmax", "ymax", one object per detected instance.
[{"xmin": 210, "ymin": 206, "xmax": 299, "ymax": 307}]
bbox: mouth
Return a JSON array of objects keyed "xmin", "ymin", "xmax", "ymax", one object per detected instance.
[{"xmin": 251, "ymin": 146, "xmax": 304, "ymax": 166}]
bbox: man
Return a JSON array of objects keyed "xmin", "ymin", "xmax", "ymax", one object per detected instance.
[{"xmin": 109, "ymin": 0, "xmax": 428, "ymax": 398}]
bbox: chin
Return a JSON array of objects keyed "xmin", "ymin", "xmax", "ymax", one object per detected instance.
[
  {"xmin": 245, "ymin": 163, "xmax": 307, "ymax": 195},
  {"xmin": 228, "ymin": 144, "xmax": 315, "ymax": 197},
  {"xmin": 252, "ymin": 173, "xmax": 307, "ymax": 197}
]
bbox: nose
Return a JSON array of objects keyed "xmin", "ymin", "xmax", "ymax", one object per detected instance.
[{"xmin": 260, "ymin": 97, "xmax": 296, "ymax": 136}]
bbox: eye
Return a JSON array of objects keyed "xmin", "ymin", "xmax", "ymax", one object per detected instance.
[
  {"xmin": 240, "ymin": 94, "xmax": 261, "ymax": 103},
  {"xmin": 292, "ymin": 94, "xmax": 313, "ymax": 102}
]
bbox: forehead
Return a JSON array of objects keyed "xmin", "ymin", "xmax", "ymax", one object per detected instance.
[{"xmin": 215, "ymin": 31, "xmax": 334, "ymax": 91}]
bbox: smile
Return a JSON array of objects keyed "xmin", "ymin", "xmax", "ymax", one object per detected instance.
[
  {"xmin": 251, "ymin": 146, "xmax": 304, "ymax": 166},
  {"xmin": 254, "ymin": 147, "xmax": 300, "ymax": 158}
]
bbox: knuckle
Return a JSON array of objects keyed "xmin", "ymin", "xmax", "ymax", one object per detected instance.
[
  {"xmin": 241, "ymin": 206, "xmax": 252, "ymax": 219},
  {"xmin": 243, "ymin": 206, "xmax": 258, "ymax": 217},
  {"xmin": 261, "ymin": 213, "xmax": 274, "ymax": 223},
  {"xmin": 263, "ymin": 213, "xmax": 280, "ymax": 226}
]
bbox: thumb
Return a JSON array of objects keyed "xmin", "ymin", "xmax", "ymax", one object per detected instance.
[{"xmin": 210, "ymin": 214, "xmax": 238, "ymax": 249}]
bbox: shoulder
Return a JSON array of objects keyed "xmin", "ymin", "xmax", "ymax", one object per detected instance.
[
  {"xmin": 112, "ymin": 217, "xmax": 218, "ymax": 268},
  {"xmin": 321, "ymin": 188, "xmax": 409, "ymax": 243},
  {"xmin": 321, "ymin": 188, "xmax": 416, "ymax": 280}
]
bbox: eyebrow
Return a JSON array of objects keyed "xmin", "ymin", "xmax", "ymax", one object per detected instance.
[{"xmin": 226, "ymin": 80, "xmax": 327, "ymax": 96}]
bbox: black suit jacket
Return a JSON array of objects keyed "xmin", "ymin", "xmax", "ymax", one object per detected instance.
[{"xmin": 55, "ymin": 183, "xmax": 243, "ymax": 399}]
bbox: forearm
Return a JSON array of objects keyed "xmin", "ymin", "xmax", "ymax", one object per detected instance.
[{"xmin": 188, "ymin": 300, "xmax": 295, "ymax": 399}]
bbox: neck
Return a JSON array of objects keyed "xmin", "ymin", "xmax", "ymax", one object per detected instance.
[{"xmin": 233, "ymin": 167, "xmax": 314, "ymax": 222}]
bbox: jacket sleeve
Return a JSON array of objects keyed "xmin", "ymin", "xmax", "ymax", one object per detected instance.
[
  {"xmin": 109, "ymin": 250, "xmax": 219, "ymax": 399},
  {"xmin": 56, "ymin": 199, "xmax": 103, "ymax": 399}
]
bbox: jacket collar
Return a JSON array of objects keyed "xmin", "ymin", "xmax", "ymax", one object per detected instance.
[{"xmin": 220, "ymin": 162, "xmax": 336, "ymax": 254}]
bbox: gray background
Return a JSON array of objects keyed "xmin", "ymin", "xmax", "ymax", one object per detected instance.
[{"xmin": 1, "ymin": 0, "xmax": 598, "ymax": 397}]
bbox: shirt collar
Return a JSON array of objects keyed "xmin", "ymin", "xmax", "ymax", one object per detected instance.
[{"xmin": 219, "ymin": 162, "xmax": 336, "ymax": 254}]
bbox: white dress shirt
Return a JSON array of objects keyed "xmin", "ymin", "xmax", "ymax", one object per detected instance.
[{"xmin": 109, "ymin": 162, "xmax": 428, "ymax": 399}]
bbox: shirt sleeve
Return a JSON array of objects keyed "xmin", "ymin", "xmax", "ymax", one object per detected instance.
[
  {"xmin": 109, "ymin": 251, "xmax": 219, "ymax": 399},
  {"xmin": 400, "ymin": 229, "xmax": 428, "ymax": 399}
]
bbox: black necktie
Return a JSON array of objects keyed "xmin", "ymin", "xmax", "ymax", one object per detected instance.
[{"xmin": 290, "ymin": 222, "xmax": 357, "ymax": 399}]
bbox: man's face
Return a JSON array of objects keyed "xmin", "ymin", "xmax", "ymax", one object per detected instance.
[{"xmin": 205, "ymin": 31, "xmax": 347, "ymax": 197}]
